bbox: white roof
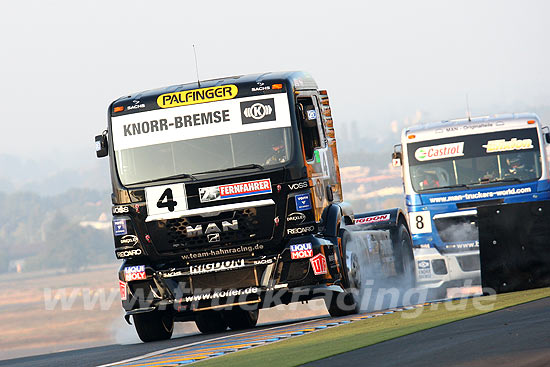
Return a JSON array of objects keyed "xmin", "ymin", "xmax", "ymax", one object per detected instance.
[{"xmin": 403, "ymin": 113, "xmax": 541, "ymax": 143}]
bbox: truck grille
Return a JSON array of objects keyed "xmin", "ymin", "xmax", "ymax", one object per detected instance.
[
  {"xmin": 147, "ymin": 205, "xmax": 276, "ymax": 253},
  {"xmin": 457, "ymin": 254, "xmax": 481, "ymax": 272},
  {"xmin": 434, "ymin": 215, "xmax": 478, "ymax": 244}
]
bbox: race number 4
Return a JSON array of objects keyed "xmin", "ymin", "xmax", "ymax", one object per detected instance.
[
  {"xmin": 145, "ymin": 184, "xmax": 188, "ymax": 219},
  {"xmin": 409, "ymin": 211, "xmax": 432, "ymax": 234}
]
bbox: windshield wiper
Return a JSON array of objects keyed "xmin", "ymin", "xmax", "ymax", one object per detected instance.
[
  {"xmin": 130, "ymin": 173, "xmax": 197, "ymax": 186},
  {"xmin": 421, "ymin": 184, "xmax": 468, "ymax": 192},
  {"xmin": 472, "ymin": 177, "xmax": 523, "ymax": 185},
  {"xmin": 486, "ymin": 177, "xmax": 522, "ymax": 184},
  {"xmin": 194, "ymin": 164, "xmax": 265, "ymax": 175}
]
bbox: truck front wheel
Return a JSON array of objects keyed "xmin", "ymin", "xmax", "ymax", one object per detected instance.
[
  {"xmin": 223, "ymin": 308, "xmax": 259, "ymax": 330},
  {"xmin": 391, "ymin": 223, "xmax": 415, "ymax": 288},
  {"xmin": 195, "ymin": 311, "xmax": 228, "ymax": 334},
  {"xmin": 325, "ymin": 230, "xmax": 362, "ymax": 317},
  {"xmin": 133, "ymin": 310, "xmax": 174, "ymax": 342}
]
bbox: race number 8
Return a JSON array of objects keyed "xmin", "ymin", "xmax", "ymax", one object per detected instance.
[{"xmin": 409, "ymin": 211, "xmax": 432, "ymax": 234}]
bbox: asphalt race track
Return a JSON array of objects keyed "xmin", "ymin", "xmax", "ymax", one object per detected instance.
[
  {"xmin": 309, "ymin": 297, "xmax": 550, "ymax": 367},
  {"xmin": 3, "ymin": 297, "xmax": 549, "ymax": 367},
  {"xmin": 0, "ymin": 316, "xmax": 325, "ymax": 367}
]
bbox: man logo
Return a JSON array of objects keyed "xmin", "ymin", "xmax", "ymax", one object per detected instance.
[
  {"xmin": 241, "ymin": 98, "xmax": 276, "ymax": 124},
  {"xmin": 207, "ymin": 233, "xmax": 221, "ymax": 243},
  {"xmin": 244, "ymin": 103, "xmax": 273, "ymax": 120},
  {"xmin": 185, "ymin": 220, "xmax": 238, "ymax": 238}
]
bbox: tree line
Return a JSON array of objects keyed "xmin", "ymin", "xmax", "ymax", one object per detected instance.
[{"xmin": 0, "ymin": 189, "xmax": 114, "ymax": 273}]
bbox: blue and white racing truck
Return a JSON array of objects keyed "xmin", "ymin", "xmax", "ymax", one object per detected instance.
[{"xmin": 392, "ymin": 113, "xmax": 550, "ymax": 297}]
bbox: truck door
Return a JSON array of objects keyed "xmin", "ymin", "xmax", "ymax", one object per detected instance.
[{"xmin": 296, "ymin": 93, "xmax": 336, "ymax": 221}]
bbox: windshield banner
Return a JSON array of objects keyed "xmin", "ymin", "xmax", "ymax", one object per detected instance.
[
  {"xmin": 111, "ymin": 94, "xmax": 291, "ymax": 151},
  {"xmin": 408, "ymin": 128, "xmax": 539, "ymax": 166}
]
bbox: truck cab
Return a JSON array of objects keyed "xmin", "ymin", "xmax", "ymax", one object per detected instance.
[
  {"xmin": 97, "ymin": 71, "xmax": 413, "ymax": 341},
  {"xmin": 393, "ymin": 113, "xmax": 550, "ymax": 297}
]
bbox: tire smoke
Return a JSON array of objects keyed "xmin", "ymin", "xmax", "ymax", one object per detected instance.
[{"xmin": 345, "ymin": 229, "xmax": 428, "ymax": 312}]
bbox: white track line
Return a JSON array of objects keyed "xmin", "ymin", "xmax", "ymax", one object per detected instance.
[
  {"xmin": 99, "ymin": 296, "xmax": 482, "ymax": 366},
  {"xmin": 97, "ymin": 317, "xmax": 327, "ymax": 367}
]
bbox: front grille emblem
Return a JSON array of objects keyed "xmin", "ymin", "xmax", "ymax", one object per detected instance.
[{"xmin": 207, "ymin": 233, "xmax": 221, "ymax": 243}]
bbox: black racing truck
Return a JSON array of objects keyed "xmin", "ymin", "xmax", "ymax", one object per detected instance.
[{"xmin": 96, "ymin": 71, "xmax": 414, "ymax": 342}]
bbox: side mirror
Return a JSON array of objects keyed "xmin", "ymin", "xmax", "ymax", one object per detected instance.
[
  {"xmin": 542, "ymin": 126, "xmax": 550, "ymax": 144},
  {"xmin": 392, "ymin": 143, "xmax": 403, "ymax": 167},
  {"xmin": 95, "ymin": 131, "xmax": 108, "ymax": 158},
  {"xmin": 391, "ymin": 152, "xmax": 402, "ymax": 167}
]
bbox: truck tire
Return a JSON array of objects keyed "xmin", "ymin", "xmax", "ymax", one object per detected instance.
[
  {"xmin": 195, "ymin": 311, "xmax": 227, "ymax": 334},
  {"xmin": 325, "ymin": 230, "xmax": 362, "ymax": 317},
  {"xmin": 223, "ymin": 308, "xmax": 259, "ymax": 330},
  {"xmin": 133, "ymin": 311, "xmax": 174, "ymax": 342},
  {"xmin": 391, "ymin": 223, "xmax": 415, "ymax": 289}
]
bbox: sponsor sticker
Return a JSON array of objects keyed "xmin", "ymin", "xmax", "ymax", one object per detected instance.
[
  {"xmin": 354, "ymin": 214, "xmax": 390, "ymax": 225},
  {"xmin": 124, "ymin": 265, "xmax": 146, "ymax": 282},
  {"xmin": 415, "ymin": 142, "xmax": 464, "ymax": 162},
  {"xmin": 127, "ymin": 99, "xmax": 145, "ymax": 111},
  {"xmin": 157, "ymin": 85, "xmax": 238, "ymax": 109},
  {"xmin": 251, "ymin": 84, "xmax": 270, "ymax": 92},
  {"xmin": 295, "ymin": 193, "xmax": 312, "ymax": 211},
  {"xmin": 183, "ymin": 286, "xmax": 259, "ymax": 302},
  {"xmin": 417, "ymin": 260, "xmax": 431, "ymax": 279},
  {"xmin": 117, "ymin": 249, "xmax": 142, "ymax": 258},
  {"xmin": 254, "ymin": 258, "xmax": 274, "ymax": 265},
  {"xmin": 240, "ymin": 98, "xmax": 276, "ymax": 124},
  {"xmin": 116, "ymin": 249, "xmax": 142, "ymax": 259},
  {"xmin": 427, "ymin": 187, "xmax": 532, "ymax": 204},
  {"xmin": 120, "ymin": 235, "xmax": 139, "ymax": 246},
  {"xmin": 163, "ymin": 271, "xmax": 184, "ymax": 278},
  {"xmin": 121, "ymin": 109, "xmax": 230, "ymax": 139},
  {"xmin": 286, "ymin": 212, "xmax": 306, "ymax": 224},
  {"xmin": 310, "ymin": 253, "xmax": 327, "ymax": 275},
  {"xmin": 199, "ymin": 178, "xmax": 272, "ymax": 203},
  {"xmin": 288, "ymin": 181, "xmax": 308, "ymax": 190},
  {"xmin": 113, "ymin": 219, "xmax": 127, "ymax": 236},
  {"xmin": 180, "ymin": 244, "xmax": 264, "ymax": 260},
  {"xmin": 482, "ymin": 138, "xmax": 533, "ymax": 153},
  {"xmin": 112, "ymin": 93, "xmax": 291, "ymax": 151},
  {"xmin": 445, "ymin": 242, "xmax": 479, "ymax": 250},
  {"xmin": 112, "ymin": 206, "xmax": 129, "ymax": 214},
  {"xmin": 189, "ymin": 259, "xmax": 245, "ymax": 275},
  {"xmin": 119, "ymin": 280, "xmax": 127, "ymax": 301},
  {"xmin": 290, "ymin": 243, "xmax": 313, "ymax": 259},
  {"xmin": 287, "ymin": 226, "xmax": 315, "ymax": 235}
]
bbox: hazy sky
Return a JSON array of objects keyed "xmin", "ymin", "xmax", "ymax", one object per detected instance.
[{"xmin": 1, "ymin": 0, "xmax": 549, "ymax": 163}]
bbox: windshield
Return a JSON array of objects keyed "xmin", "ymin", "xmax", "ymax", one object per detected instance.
[
  {"xmin": 115, "ymin": 128, "xmax": 292, "ymax": 185},
  {"xmin": 407, "ymin": 128, "xmax": 542, "ymax": 193},
  {"xmin": 110, "ymin": 89, "xmax": 293, "ymax": 186}
]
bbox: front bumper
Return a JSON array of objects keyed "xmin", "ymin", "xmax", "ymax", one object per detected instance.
[
  {"xmin": 414, "ymin": 248, "xmax": 481, "ymax": 290},
  {"xmin": 119, "ymin": 235, "xmax": 343, "ymax": 315}
]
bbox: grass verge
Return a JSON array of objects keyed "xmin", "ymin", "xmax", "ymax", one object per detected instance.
[{"xmin": 197, "ymin": 288, "xmax": 549, "ymax": 367}]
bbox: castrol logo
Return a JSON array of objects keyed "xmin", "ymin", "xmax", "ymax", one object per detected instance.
[{"xmin": 415, "ymin": 142, "xmax": 464, "ymax": 161}]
